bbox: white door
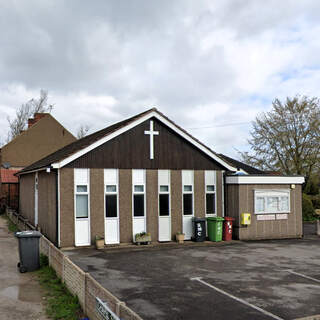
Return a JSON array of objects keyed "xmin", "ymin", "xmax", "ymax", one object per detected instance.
[
  {"xmin": 205, "ymin": 171, "xmax": 217, "ymax": 235},
  {"xmin": 104, "ymin": 169, "xmax": 119, "ymax": 244},
  {"xmin": 74, "ymin": 169, "xmax": 90, "ymax": 246},
  {"xmin": 132, "ymin": 170, "xmax": 146, "ymax": 241},
  {"xmin": 158, "ymin": 170, "xmax": 171, "ymax": 241},
  {"xmin": 34, "ymin": 172, "xmax": 38, "ymax": 226},
  {"xmin": 182, "ymin": 170, "xmax": 194, "ymax": 240}
]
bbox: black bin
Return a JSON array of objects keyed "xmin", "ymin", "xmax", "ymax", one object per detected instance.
[
  {"xmin": 15, "ymin": 230, "xmax": 42, "ymax": 273},
  {"xmin": 192, "ymin": 217, "xmax": 206, "ymax": 242}
]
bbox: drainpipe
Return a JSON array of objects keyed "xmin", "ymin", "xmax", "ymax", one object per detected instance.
[{"xmin": 55, "ymin": 168, "xmax": 60, "ymax": 247}]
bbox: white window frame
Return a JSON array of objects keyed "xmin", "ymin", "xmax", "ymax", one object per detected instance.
[
  {"xmin": 132, "ymin": 170, "xmax": 146, "ymax": 218},
  {"xmin": 254, "ymin": 189, "xmax": 290, "ymax": 214},
  {"xmin": 182, "ymin": 170, "xmax": 194, "ymax": 216},
  {"xmin": 205, "ymin": 171, "xmax": 217, "ymax": 216},
  {"xmin": 104, "ymin": 169, "xmax": 119, "ymax": 219},
  {"xmin": 75, "ymin": 181, "xmax": 89, "ymax": 219},
  {"xmin": 159, "ymin": 177, "xmax": 170, "ymax": 217}
]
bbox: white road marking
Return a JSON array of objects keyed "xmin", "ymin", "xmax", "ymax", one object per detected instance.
[
  {"xmin": 284, "ymin": 270, "xmax": 320, "ymax": 284},
  {"xmin": 190, "ymin": 277, "xmax": 284, "ymax": 320}
]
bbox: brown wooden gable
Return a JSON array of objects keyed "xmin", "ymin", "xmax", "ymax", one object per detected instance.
[{"xmin": 66, "ymin": 117, "xmax": 225, "ymax": 170}]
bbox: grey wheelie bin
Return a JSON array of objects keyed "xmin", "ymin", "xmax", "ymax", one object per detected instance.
[{"xmin": 15, "ymin": 230, "xmax": 42, "ymax": 273}]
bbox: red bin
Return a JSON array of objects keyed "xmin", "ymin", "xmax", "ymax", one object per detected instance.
[{"xmin": 223, "ymin": 217, "xmax": 234, "ymax": 241}]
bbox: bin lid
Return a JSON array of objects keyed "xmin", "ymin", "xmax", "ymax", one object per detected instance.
[
  {"xmin": 15, "ymin": 230, "xmax": 42, "ymax": 238},
  {"xmin": 224, "ymin": 216, "xmax": 235, "ymax": 221},
  {"xmin": 206, "ymin": 217, "xmax": 224, "ymax": 221},
  {"xmin": 192, "ymin": 217, "xmax": 206, "ymax": 222}
]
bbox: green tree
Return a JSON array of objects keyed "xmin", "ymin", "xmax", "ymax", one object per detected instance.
[{"xmin": 240, "ymin": 95, "xmax": 320, "ymax": 181}]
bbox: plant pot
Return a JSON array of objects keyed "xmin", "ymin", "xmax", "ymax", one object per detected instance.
[
  {"xmin": 176, "ymin": 234, "xmax": 185, "ymax": 244},
  {"xmin": 95, "ymin": 239, "xmax": 105, "ymax": 249},
  {"xmin": 135, "ymin": 234, "xmax": 151, "ymax": 245}
]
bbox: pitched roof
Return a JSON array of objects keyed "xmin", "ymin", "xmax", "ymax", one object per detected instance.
[
  {"xmin": 18, "ymin": 108, "xmax": 237, "ymax": 174},
  {"xmin": 1, "ymin": 169, "xmax": 19, "ymax": 183},
  {"xmin": 218, "ymin": 154, "xmax": 265, "ymax": 174}
]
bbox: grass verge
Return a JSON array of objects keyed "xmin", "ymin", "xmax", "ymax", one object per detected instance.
[
  {"xmin": 36, "ymin": 255, "xmax": 85, "ymax": 320},
  {"xmin": 2, "ymin": 214, "xmax": 19, "ymax": 233}
]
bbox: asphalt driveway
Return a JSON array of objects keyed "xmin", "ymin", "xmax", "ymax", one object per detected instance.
[{"xmin": 65, "ymin": 237, "xmax": 320, "ymax": 320}]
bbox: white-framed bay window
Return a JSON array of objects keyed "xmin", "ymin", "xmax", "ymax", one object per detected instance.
[
  {"xmin": 205, "ymin": 170, "xmax": 216, "ymax": 216},
  {"xmin": 254, "ymin": 189, "xmax": 290, "ymax": 214}
]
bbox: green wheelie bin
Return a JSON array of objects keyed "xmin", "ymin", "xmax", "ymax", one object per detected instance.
[{"xmin": 207, "ymin": 217, "xmax": 224, "ymax": 242}]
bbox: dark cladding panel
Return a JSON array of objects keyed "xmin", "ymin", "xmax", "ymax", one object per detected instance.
[{"xmin": 66, "ymin": 118, "xmax": 225, "ymax": 170}]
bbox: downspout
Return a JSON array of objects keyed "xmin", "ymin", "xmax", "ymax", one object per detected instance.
[
  {"xmin": 222, "ymin": 171, "xmax": 226, "ymax": 217},
  {"xmin": 55, "ymin": 168, "xmax": 61, "ymax": 247}
]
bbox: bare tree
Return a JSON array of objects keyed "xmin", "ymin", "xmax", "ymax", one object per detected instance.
[
  {"xmin": 76, "ymin": 124, "xmax": 90, "ymax": 139},
  {"xmin": 7, "ymin": 90, "xmax": 54, "ymax": 141},
  {"xmin": 239, "ymin": 95, "xmax": 320, "ymax": 180}
]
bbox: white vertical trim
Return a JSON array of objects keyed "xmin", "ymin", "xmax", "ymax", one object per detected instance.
[
  {"xmin": 205, "ymin": 170, "xmax": 216, "ymax": 216},
  {"xmin": 132, "ymin": 169, "xmax": 146, "ymax": 240},
  {"xmin": 182, "ymin": 170, "xmax": 194, "ymax": 215},
  {"xmin": 158, "ymin": 170, "xmax": 171, "ymax": 242},
  {"xmin": 221, "ymin": 171, "xmax": 225, "ymax": 217},
  {"xmin": 104, "ymin": 169, "xmax": 120, "ymax": 244},
  {"xmin": 74, "ymin": 168, "xmax": 91, "ymax": 246}
]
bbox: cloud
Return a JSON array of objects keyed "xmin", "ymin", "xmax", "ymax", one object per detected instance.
[{"xmin": 0, "ymin": 1, "xmax": 320, "ymax": 158}]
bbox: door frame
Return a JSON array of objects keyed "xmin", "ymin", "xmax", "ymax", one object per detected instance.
[
  {"xmin": 158, "ymin": 170, "xmax": 171, "ymax": 242},
  {"xmin": 104, "ymin": 169, "xmax": 120, "ymax": 244},
  {"xmin": 74, "ymin": 168, "xmax": 91, "ymax": 246},
  {"xmin": 182, "ymin": 170, "xmax": 194, "ymax": 240},
  {"xmin": 132, "ymin": 169, "xmax": 146, "ymax": 241}
]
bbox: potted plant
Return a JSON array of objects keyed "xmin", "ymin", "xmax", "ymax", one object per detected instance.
[
  {"xmin": 176, "ymin": 232, "xmax": 185, "ymax": 244},
  {"xmin": 95, "ymin": 235, "xmax": 105, "ymax": 249},
  {"xmin": 135, "ymin": 232, "xmax": 151, "ymax": 245}
]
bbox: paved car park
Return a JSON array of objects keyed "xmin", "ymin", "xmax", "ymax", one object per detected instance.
[{"xmin": 65, "ymin": 236, "xmax": 320, "ymax": 320}]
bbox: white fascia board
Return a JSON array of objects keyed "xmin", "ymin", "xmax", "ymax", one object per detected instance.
[
  {"xmin": 52, "ymin": 111, "xmax": 237, "ymax": 171},
  {"xmin": 226, "ymin": 175, "xmax": 305, "ymax": 185},
  {"xmin": 16, "ymin": 167, "xmax": 48, "ymax": 176}
]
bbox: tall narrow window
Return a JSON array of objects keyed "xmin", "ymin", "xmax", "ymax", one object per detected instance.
[
  {"xmin": 182, "ymin": 170, "xmax": 194, "ymax": 216},
  {"xmin": 132, "ymin": 169, "xmax": 146, "ymax": 218},
  {"xmin": 105, "ymin": 185, "xmax": 117, "ymax": 218},
  {"xmin": 105, "ymin": 169, "xmax": 118, "ymax": 218},
  {"xmin": 75, "ymin": 184, "xmax": 89, "ymax": 218},
  {"xmin": 133, "ymin": 185, "xmax": 145, "ymax": 216},
  {"xmin": 159, "ymin": 170, "xmax": 170, "ymax": 217},
  {"xmin": 205, "ymin": 171, "xmax": 216, "ymax": 215}
]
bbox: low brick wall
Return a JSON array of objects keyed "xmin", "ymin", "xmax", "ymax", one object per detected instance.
[
  {"xmin": 39, "ymin": 236, "xmax": 142, "ymax": 320},
  {"xmin": 6, "ymin": 209, "xmax": 143, "ymax": 320},
  {"xmin": 6, "ymin": 208, "xmax": 35, "ymax": 231}
]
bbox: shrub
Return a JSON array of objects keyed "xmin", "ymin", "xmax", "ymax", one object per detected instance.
[
  {"xmin": 310, "ymin": 194, "xmax": 320, "ymax": 209},
  {"xmin": 302, "ymin": 193, "xmax": 317, "ymax": 221}
]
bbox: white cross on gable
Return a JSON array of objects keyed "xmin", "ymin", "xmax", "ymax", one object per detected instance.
[{"xmin": 144, "ymin": 120, "xmax": 159, "ymax": 160}]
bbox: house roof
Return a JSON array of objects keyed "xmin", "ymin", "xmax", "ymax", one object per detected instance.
[
  {"xmin": 1, "ymin": 113, "xmax": 76, "ymax": 168},
  {"xmin": 1, "ymin": 169, "xmax": 19, "ymax": 183},
  {"xmin": 218, "ymin": 154, "xmax": 265, "ymax": 174},
  {"xmin": 18, "ymin": 108, "xmax": 237, "ymax": 175}
]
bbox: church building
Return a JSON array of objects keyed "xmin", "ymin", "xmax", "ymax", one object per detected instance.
[{"xmin": 17, "ymin": 108, "xmax": 304, "ymax": 247}]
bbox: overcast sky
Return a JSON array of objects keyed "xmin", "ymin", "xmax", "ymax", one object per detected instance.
[{"xmin": 1, "ymin": 0, "xmax": 320, "ymax": 158}]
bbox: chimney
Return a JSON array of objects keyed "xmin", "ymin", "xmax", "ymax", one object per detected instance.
[{"xmin": 28, "ymin": 113, "xmax": 47, "ymax": 128}]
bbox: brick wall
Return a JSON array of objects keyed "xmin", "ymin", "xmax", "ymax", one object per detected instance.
[{"xmin": 38, "ymin": 236, "xmax": 142, "ymax": 320}]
